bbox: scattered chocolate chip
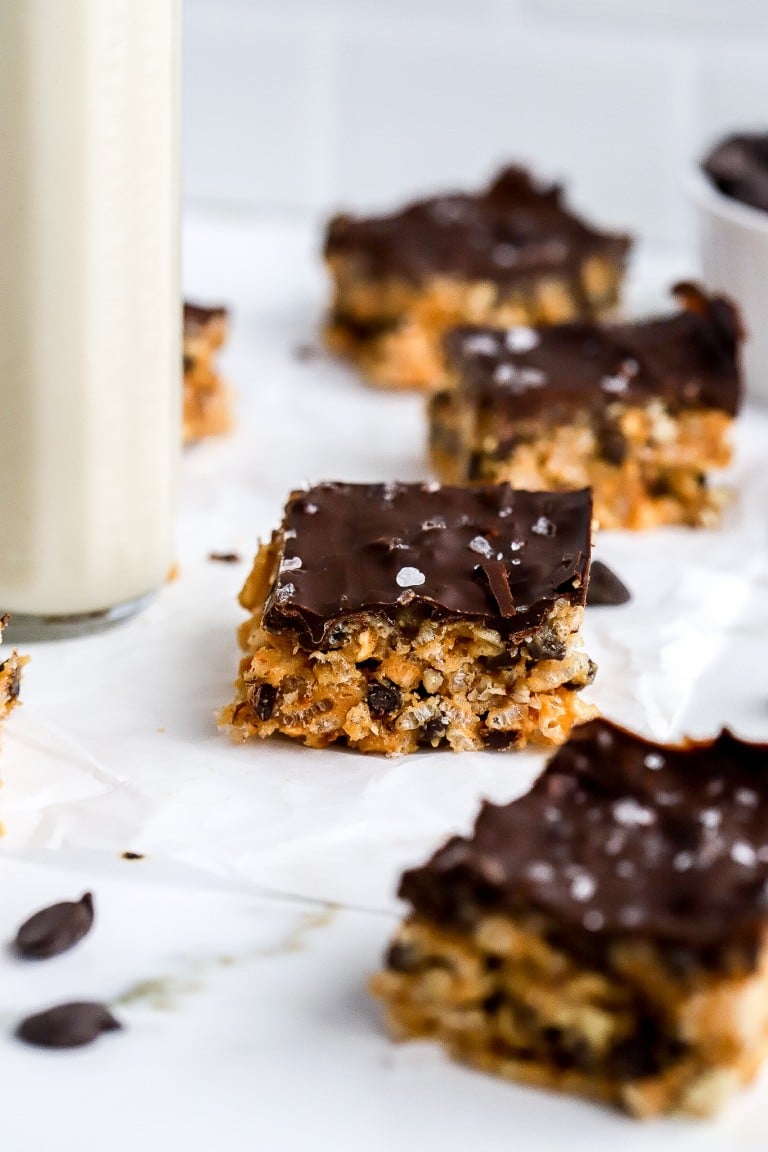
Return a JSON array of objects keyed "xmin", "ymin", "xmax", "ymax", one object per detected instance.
[
  {"xmin": 15, "ymin": 893, "xmax": 94, "ymax": 960},
  {"xmin": 326, "ymin": 623, "xmax": 348, "ymax": 649},
  {"xmin": 121, "ymin": 852, "xmax": 145, "ymax": 861},
  {"xmin": 587, "ymin": 561, "xmax": 632, "ymax": 607},
  {"xmin": 605, "ymin": 1020, "xmax": 673, "ymax": 1081},
  {"xmin": 385, "ymin": 940, "xmax": 421, "ymax": 973},
  {"xmin": 419, "ymin": 718, "xmax": 447, "ymax": 747},
  {"xmin": 367, "ymin": 680, "xmax": 401, "ymax": 718},
  {"xmin": 527, "ymin": 628, "xmax": 567, "ymax": 661},
  {"xmin": 647, "ymin": 474, "xmax": 672, "ymax": 498},
  {"xmin": 482, "ymin": 991, "xmax": 505, "ymax": 1014},
  {"xmin": 467, "ymin": 451, "xmax": 487, "ymax": 483},
  {"xmin": 208, "ymin": 551, "xmax": 241, "ymax": 564},
  {"xmin": 564, "ymin": 658, "xmax": 599, "ymax": 691},
  {"xmin": 595, "ymin": 421, "xmax": 628, "ymax": 466},
  {"xmin": 250, "ymin": 682, "xmax": 277, "ymax": 721},
  {"xmin": 484, "ymin": 730, "xmax": 523, "ymax": 751},
  {"xmin": 16, "ymin": 1002, "xmax": 121, "ymax": 1049}
]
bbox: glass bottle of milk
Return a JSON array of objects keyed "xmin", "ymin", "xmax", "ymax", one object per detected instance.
[{"xmin": 0, "ymin": 0, "xmax": 180, "ymax": 638}]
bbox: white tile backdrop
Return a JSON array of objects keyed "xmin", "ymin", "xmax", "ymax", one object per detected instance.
[{"xmin": 183, "ymin": 0, "xmax": 768, "ymax": 245}]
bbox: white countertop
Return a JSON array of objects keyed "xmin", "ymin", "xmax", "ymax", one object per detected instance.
[{"xmin": 1, "ymin": 213, "xmax": 767, "ymax": 1152}]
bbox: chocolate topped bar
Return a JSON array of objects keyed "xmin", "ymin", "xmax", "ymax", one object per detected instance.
[
  {"xmin": 264, "ymin": 482, "xmax": 592, "ymax": 650},
  {"xmin": 703, "ymin": 133, "xmax": 768, "ymax": 214},
  {"xmin": 444, "ymin": 283, "xmax": 742, "ymax": 419},
  {"xmin": 400, "ymin": 719, "xmax": 768, "ymax": 961},
  {"xmin": 182, "ymin": 301, "xmax": 230, "ymax": 443},
  {"xmin": 325, "ymin": 166, "xmax": 631, "ymax": 287}
]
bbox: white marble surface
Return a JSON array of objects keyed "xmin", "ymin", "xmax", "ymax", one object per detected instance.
[{"xmin": 1, "ymin": 214, "xmax": 767, "ymax": 1150}]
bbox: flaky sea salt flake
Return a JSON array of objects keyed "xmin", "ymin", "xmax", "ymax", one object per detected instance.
[
  {"xmin": 613, "ymin": 798, "xmax": 655, "ymax": 827},
  {"xmin": 469, "ymin": 536, "xmax": 495, "ymax": 559},
  {"xmin": 731, "ymin": 841, "xmax": 757, "ymax": 867},
  {"xmin": 396, "ymin": 566, "xmax": 426, "ymax": 588},
  {"xmin": 505, "ymin": 325, "xmax": 539, "ymax": 353}
]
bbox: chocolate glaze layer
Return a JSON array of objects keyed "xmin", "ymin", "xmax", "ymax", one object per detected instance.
[
  {"xmin": 263, "ymin": 482, "xmax": 592, "ymax": 650},
  {"xmin": 703, "ymin": 133, "xmax": 768, "ymax": 215},
  {"xmin": 443, "ymin": 283, "xmax": 743, "ymax": 419},
  {"xmin": 399, "ymin": 720, "xmax": 768, "ymax": 962},
  {"xmin": 325, "ymin": 166, "xmax": 631, "ymax": 287},
  {"xmin": 183, "ymin": 302, "xmax": 228, "ymax": 333}
]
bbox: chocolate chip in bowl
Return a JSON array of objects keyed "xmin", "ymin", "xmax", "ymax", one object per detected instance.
[{"xmin": 693, "ymin": 132, "xmax": 768, "ymax": 406}]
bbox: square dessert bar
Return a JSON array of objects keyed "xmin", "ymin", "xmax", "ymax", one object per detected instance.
[
  {"xmin": 431, "ymin": 283, "xmax": 743, "ymax": 530},
  {"xmin": 323, "ymin": 166, "xmax": 631, "ymax": 391},
  {"xmin": 372, "ymin": 720, "xmax": 768, "ymax": 1117},
  {"xmin": 0, "ymin": 615, "xmax": 25, "ymax": 728},
  {"xmin": 220, "ymin": 482, "xmax": 596, "ymax": 756},
  {"xmin": 183, "ymin": 302, "xmax": 231, "ymax": 444}
]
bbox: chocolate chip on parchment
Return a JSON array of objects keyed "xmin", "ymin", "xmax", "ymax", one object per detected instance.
[
  {"xmin": 367, "ymin": 681, "xmax": 401, "ymax": 718},
  {"xmin": 16, "ymin": 1002, "xmax": 121, "ymax": 1050},
  {"xmin": 121, "ymin": 852, "xmax": 145, "ymax": 861},
  {"xmin": 586, "ymin": 561, "xmax": 632, "ymax": 607},
  {"xmin": 208, "ymin": 551, "xmax": 241, "ymax": 564},
  {"xmin": 15, "ymin": 893, "xmax": 94, "ymax": 960}
]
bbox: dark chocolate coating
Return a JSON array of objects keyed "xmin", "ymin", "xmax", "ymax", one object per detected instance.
[
  {"xmin": 183, "ymin": 302, "xmax": 228, "ymax": 333},
  {"xmin": 325, "ymin": 166, "xmax": 631, "ymax": 287},
  {"xmin": 399, "ymin": 720, "xmax": 768, "ymax": 962},
  {"xmin": 443, "ymin": 283, "xmax": 743, "ymax": 419},
  {"xmin": 702, "ymin": 133, "xmax": 768, "ymax": 215},
  {"xmin": 263, "ymin": 482, "xmax": 592, "ymax": 650}
]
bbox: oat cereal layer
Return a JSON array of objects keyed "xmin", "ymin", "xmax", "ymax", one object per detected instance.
[
  {"xmin": 220, "ymin": 483, "xmax": 596, "ymax": 755},
  {"xmin": 372, "ymin": 720, "xmax": 768, "ymax": 1116}
]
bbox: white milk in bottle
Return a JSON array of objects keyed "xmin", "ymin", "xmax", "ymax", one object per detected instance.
[{"xmin": 0, "ymin": 0, "xmax": 180, "ymax": 636}]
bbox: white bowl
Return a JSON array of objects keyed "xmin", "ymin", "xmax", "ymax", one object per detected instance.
[{"xmin": 690, "ymin": 168, "xmax": 768, "ymax": 406}]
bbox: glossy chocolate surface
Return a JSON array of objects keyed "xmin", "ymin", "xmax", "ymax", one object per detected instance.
[
  {"xmin": 325, "ymin": 166, "xmax": 630, "ymax": 286},
  {"xmin": 263, "ymin": 482, "xmax": 591, "ymax": 649},
  {"xmin": 399, "ymin": 720, "xmax": 768, "ymax": 958},
  {"xmin": 444, "ymin": 284, "xmax": 742, "ymax": 419},
  {"xmin": 703, "ymin": 133, "xmax": 768, "ymax": 215}
]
